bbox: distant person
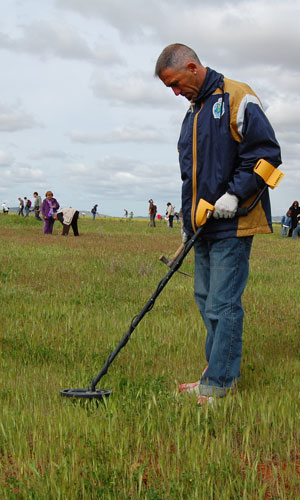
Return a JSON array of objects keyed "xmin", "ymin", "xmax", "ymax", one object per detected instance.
[
  {"xmin": 166, "ymin": 202, "xmax": 175, "ymax": 228},
  {"xmin": 33, "ymin": 192, "xmax": 42, "ymax": 221},
  {"xmin": 2, "ymin": 203, "xmax": 9, "ymax": 214},
  {"xmin": 91, "ymin": 204, "xmax": 98, "ymax": 220},
  {"xmin": 24, "ymin": 197, "xmax": 32, "ymax": 217},
  {"xmin": 292, "ymin": 213, "xmax": 300, "ymax": 239},
  {"xmin": 17, "ymin": 197, "xmax": 24, "ymax": 216},
  {"xmin": 124, "ymin": 209, "xmax": 128, "ymax": 218},
  {"xmin": 41, "ymin": 191, "xmax": 60, "ymax": 234},
  {"xmin": 280, "ymin": 210, "xmax": 292, "ymax": 238},
  {"xmin": 129, "ymin": 211, "xmax": 134, "ymax": 219},
  {"xmin": 288, "ymin": 201, "xmax": 300, "ymax": 237},
  {"xmin": 149, "ymin": 199, "xmax": 157, "ymax": 227},
  {"xmin": 56, "ymin": 208, "xmax": 79, "ymax": 236}
]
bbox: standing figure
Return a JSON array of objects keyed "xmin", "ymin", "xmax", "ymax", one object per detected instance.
[
  {"xmin": 24, "ymin": 197, "xmax": 31, "ymax": 217},
  {"xmin": 33, "ymin": 192, "xmax": 43, "ymax": 221},
  {"xmin": 17, "ymin": 198, "xmax": 24, "ymax": 216},
  {"xmin": 91, "ymin": 204, "xmax": 98, "ymax": 220},
  {"xmin": 166, "ymin": 202, "xmax": 175, "ymax": 228},
  {"xmin": 149, "ymin": 199, "xmax": 157, "ymax": 227},
  {"xmin": 56, "ymin": 208, "xmax": 79, "ymax": 236},
  {"xmin": 280, "ymin": 210, "xmax": 292, "ymax": 238},
  {"xmin": 155, "ymin": 43, "xmax": 281, "ymax": 406},
  {"xmin": 288, "ymin": 201, "xmax": 300, "ymax": 237},
  {"xmin": 41, "ymin": 191, "xmax": 60, "ymax": 234}
]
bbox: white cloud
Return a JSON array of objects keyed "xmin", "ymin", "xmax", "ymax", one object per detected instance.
[
  {"xmin": 0, "ymin": 150, "xmax": 14, "ymax": 166},
  {"xmin": 29, "ymin": 149, "xmax": 79, "ymax": 161},
  {"xmin": 64, "ymin": 155, "xmax": 181, "ymax": 200},
  {"xmin": 69, "ymin": 125, "xmax": 167, "ymax": 144},
  {"xmin": 0, "ymin": 101, "xmax": 41, "ymax": 131},
  {"xmin": 90, "ymin": 70, "xmax": 175, "ymax": 107},
  {"xmin": 1, "ymin": 164, "xmax": 44, "ymax": 188}
]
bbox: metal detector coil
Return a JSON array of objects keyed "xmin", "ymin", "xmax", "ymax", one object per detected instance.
[{"xmin": 61, "ymin": 388, "xmax": 111, "ymax": 400}]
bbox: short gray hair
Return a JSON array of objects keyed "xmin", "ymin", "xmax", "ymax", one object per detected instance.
[{"xmin": 155, "ymin": 43, "xmax": 201, "ymax": 77}]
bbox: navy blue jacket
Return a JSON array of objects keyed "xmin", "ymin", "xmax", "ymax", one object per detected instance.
[{"xmin": 178, "ymin": 68, "xmax": 282, "ymax": 238}]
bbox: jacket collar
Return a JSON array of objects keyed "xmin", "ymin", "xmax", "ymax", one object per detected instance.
[{"xmin": 193, "ymin": 67, "xmax": 224, "ymax": 102}]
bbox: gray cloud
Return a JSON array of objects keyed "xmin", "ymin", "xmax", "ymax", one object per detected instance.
[
  {"xmin": 0, "ymin": 20, "xmax": 123, "ymax": 65},
  {"xmin": 64, "ymin": 155, "xmax": 181, "ymax": 200},
  {"xmin": 29, "ymin": 149, "xmax": 80, "ymax": 161},
  {"xmin": 0, "ymin": 102, "xmax": 41, "ymax": 132},
  {"xmin": 1, "ymin": 163, "xmax": 44, "ymax": 187},
  {"xmin": 57, "ymin": 0, "xmax": 300, "ymax": 73},
  {"xmin": 90, "ymin": 70, "xmax": 177, "ymax": 108}
]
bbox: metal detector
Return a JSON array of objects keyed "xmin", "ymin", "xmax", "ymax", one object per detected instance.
[{"xmin": 61, "ymin": 173, "xmax": 283, "ymax": 401}]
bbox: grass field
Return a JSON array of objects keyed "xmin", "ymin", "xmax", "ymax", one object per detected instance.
[{"xmin": 1, "ymin": 213, "xmax": 300, "ymax": 499}]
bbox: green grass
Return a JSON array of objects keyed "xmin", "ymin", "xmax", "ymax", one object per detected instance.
[{"xmin": 0, "ymin": 213, "xmax": 300, "ymax": 499}]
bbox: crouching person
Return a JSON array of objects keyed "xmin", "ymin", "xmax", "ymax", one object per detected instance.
[{"xmin": 56, "ymin": 208, "xmax": 79, "ymax": 236}]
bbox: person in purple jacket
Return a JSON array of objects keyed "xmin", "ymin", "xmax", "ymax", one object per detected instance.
[{"xmin": 41, "ymin": 191, "xmax": 60, "ymax": 234}]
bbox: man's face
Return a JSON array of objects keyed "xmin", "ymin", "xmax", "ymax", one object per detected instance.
[{"xmin": 159, "ymin": 66, "xmax": 200, "ymax": 101}]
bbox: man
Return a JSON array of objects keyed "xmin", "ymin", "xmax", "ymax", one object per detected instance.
[
  {"xmin": 24, "ymin": 197, "xmax": 31, "ymax": 217},
  {"xmin": 17, "ymin": 197, "xmax": 24, "ymax": 216},
  {"xmin": 33, "ymin": 192, "xmax": 42, "ymax": 220},
  {"xmin": 155, "ymin": 44, "xmax": 281, "ymax": 406},
  {"xmin": 149, "ymin": 199, "xmax": 157, "ymax": 227},
  {"xmin": 91, "ymin": 204, "xmax": 98, "ymax": 221}
]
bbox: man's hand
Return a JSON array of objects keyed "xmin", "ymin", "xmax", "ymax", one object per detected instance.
[
  {"xmin": 181, "ymin": 227, "xmax": 190, "ymax": 244},
  {"xmin": 213, "ymin": 193, "xmax": 239, "ymax": 219}
]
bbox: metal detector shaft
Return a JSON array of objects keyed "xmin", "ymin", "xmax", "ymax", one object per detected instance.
[
  {"xmin": 88, "ymin": 223, "xmax": 205, "ymax": 391},
  {"xmin": 88, "ymin": 186, "xmax": 267, "ymax": 392}
]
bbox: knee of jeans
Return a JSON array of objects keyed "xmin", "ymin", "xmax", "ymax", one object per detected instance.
[{"xmin": 205, "ymin": 298, "xmax": 234, "ymax": 319}]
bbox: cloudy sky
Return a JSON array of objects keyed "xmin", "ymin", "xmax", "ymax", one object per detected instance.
[{"xmin": 0, "ymin": 0, "xmax": 299, "ymax": 216}]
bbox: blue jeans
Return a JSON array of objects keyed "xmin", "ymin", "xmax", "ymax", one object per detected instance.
[
  {"xmin": 281, "ymin": 226, "xmax": 289, "ymax": 238},
  {"xmin": 194, "ymin": 236, "xmax": 253, "ymax": 397},
  {"xmin": 292, "ymin": 226, "xmax": 300, "ymax": 239}
]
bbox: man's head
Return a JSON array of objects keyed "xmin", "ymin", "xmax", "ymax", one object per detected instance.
[
  {"xmin": 33, "ymin": 192, "xmax": 38, "ymax": 197},
  {"xmin": 155, "ymin": 43, "xmax": 206, "ymax": 101}
]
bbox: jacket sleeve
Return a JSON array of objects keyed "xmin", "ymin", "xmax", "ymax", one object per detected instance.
[
  {"xmin": 41, "ymin": 199, "xmax": 47, "ymax": 217},
  {"xmin": 227, "ymin": 100, "xmax": 282, "ymax": 201},
  {"xmin": 53, "ymin": 199, "xmax": 60, "ymax": 212}
]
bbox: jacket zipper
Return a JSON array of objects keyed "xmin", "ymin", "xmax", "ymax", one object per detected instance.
[{"xmin": 191, "ymin": 103, "xmax": 204, "ymax": 232}]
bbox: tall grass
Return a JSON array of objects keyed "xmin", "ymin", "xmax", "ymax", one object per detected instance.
[{"xmin": 0, "ymin": 213, "xmax": 300, "ymax": 499}]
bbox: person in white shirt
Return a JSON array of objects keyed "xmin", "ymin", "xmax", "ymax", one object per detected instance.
[{"xmin": 56, "ymin": 207, "xmax": 79, "ymax": 236}]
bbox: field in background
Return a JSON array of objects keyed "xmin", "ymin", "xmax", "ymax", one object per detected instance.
[{"xmin": 1, "ymin": 213, "xmax": 300, "ymax": 499}]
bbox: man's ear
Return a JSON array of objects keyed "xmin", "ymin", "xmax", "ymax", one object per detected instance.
[{"xmin": 186, "ymin": 62, "xmax": 197, "ymax": 73}]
